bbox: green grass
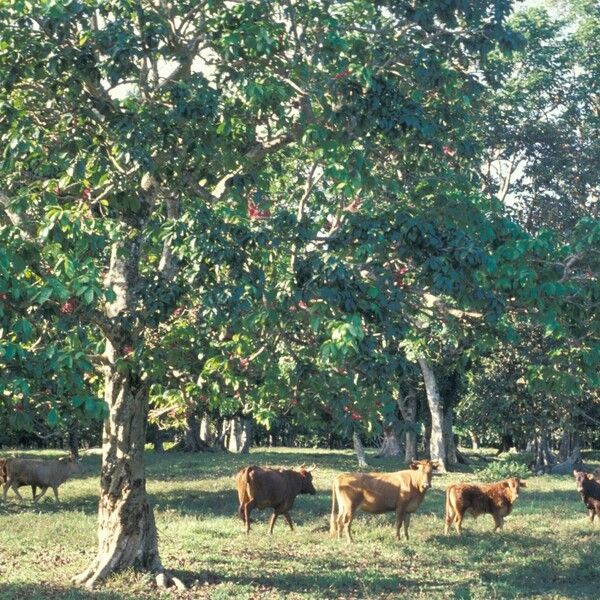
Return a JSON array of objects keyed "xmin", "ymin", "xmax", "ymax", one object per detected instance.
[{"xmin": 1, "ymin": 447, "xmax": 599, "ymax": 600}]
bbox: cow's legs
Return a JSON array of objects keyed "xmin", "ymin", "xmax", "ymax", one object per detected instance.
[
  {"xmin": 52, "ymin": 487, "xmax": 60, "ymax": 502},
  {"xmin": 10, "ymin": 482, "xmax": 24, "ymax": 502},
  {"xmin": 243, "ymin": 499, "xmax": 256, "ymax": 534},
  {"xmin": 493, "ymin": 515, "xmax": 504, "ymax": 532},
  {"xmin": 395, "ymin": 507, "xmax": 405, "ymax": 540},
  {"xmin": 33, "ymin": 487, "xmax": 49, "ymax": 503},
  {"xmin": 444, "ymin": 509, "xmax": 453, "ymax": 535},
  {"xmin": 402, "ymin": 513, "xmax": 411, "ymax": 540},
  {"xmin": 283, "ymin": 512, "xmax": 294, "ymax": 532},
  {"xmin": 2, "ymin": 481, "xmax": 9, "ymax": 502},
  {"xmin": 588, "ymin": 509, "xmax": 595, "ymax": 523},
  {"xmin": 454, "ymin": 511, "xmax": 463, "ymax": 535},
  {"xmin": 268, "ymin": 511, "xmax": 278, "ymax": 535},
  {"xmin": 343, "ymin": 514, "xmax": 354, "ymax": 543}
]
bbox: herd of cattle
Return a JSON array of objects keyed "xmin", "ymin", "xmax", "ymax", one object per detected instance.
[
  {"xmin": 1, "ymin": 455, "xmax": 600, "ymax": 539},
  {"xmin": 235, "ymin": 459, "xmax": 600, "ymax": 539}
]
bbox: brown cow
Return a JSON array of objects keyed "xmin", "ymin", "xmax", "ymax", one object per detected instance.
[
  {"xmin": 330, "ymin": 459, "xmax": 439, "ymax": 542},
  {"xmin": 444, "ymin": 477, "xmax": 526, "ymax": 534},
  {"xmin": 573, "ymin": 469, "xmax": 600, "ymax": 523},
  {"xmin": 0, "ymin": 458, "xmax": 36, "ymax": 500},
  {"xmin": 236, "ymin": 464, "xmax": 317, "ymax": 534}
]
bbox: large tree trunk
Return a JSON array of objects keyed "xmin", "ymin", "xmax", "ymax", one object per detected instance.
[
  {"xmin": 74, "ymin": 371, "xmax": 162, "ymax": 589},
  {"xmin": 74, "ymin": 178, "xmax": 181, "ymax": 590},
  {"xmin": 228, "ymin": 417, "xmax": 243, "ymax": 452},
  {"xmin": 397, "ymin": 391, "xmax": 417, "ymax": 463},
  {"xmin": 468, "ymin": 430, "xmax": 479, "ymax": 450},
  {"xmin": 531, "ymin": 431, "xmax": 556, "ymax": 473},
  {"xmin": 352, "ymin": 430, "xmax": 369, "ymax": 469},
  {"xmin": 417, "ymin": 357, "xmax": 447, "ymax": 471}
]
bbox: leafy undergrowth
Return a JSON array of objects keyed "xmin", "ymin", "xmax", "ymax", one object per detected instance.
[{"xmin": 0, "ymin": 447, "xmax": 598, "ymax": 599}]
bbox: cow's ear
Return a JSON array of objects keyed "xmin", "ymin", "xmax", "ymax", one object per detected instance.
[
  {"xmin": 502, "ymin": 481, "xmax": 510, "ymax": 487},
  {"xmin": 409, "ymin": 461, "xmax": 419, "ymax": 470},
  {"xmin": 573, "ymin": 470, "xmax": 580, "ymax": 477},
  {"xmin": 520, "ymin": 480, "xmax": 527, "ymax": 487},
  {"xmin": 307, "ymin": 464, "xmax": 317, "ymax": 472},
  {"xmin": 587, "ymin": 474, "xmax": 594, "ymax": 480},
  {"xmin": 432, "ymin": 461, "xmax": 440, "ymax": 470}
]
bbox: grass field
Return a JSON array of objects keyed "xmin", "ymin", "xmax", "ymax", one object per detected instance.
[{"xmin": 0, "ymin": 447, "xmax": 598, "ymax": 600}]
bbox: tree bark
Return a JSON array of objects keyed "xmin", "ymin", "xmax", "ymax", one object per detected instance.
[
  {"xmin": 443, "ymin": 408, "xmax": 457, "ymax": 466},
  {"xmin": 179, "ymin": 413, "xmax": 209, "ymax": 452},
  {"xmin": 417, "ymin": 357, "xmax": 447, "ymax": 471},
  {"xmin": 397, "ymin": 391, "xmax": 417, "ymax": 463},
  {"xmin": 67, "ymin": 421, "xmax": 80, "ymax": 458},
  {"xmin": 469, "ymin": 430, "xmax": 479, "ymax": 450},
  {"xmin": 228, "ymin": 417, "xmax": 243, "ymax": 452},
  {"xmin": 199, "ymin": 414, "xmax": 216, "ymax": 445},
  {"xmin": 375, "ymin": 426, "xmax": 402, "ymax": 458},
  {"xmin": 352, "ymin": 430, "xmax": 369, "ymax": 469},
  {"xmin": 74, "ymin": 176, "xmax": 180, "ymax": 589},
  {"xmin": 239, "ymin": 417, "xmax": 253, "ymax": 454}
]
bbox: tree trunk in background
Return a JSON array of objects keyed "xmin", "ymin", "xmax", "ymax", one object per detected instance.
[
  {"xmin": 216, "ymin": 418, "xmax": 230, "ymax": 450},
  {"xmin": 239, "ymin": 418, "xmax": 253, "ymax": 454},
  {"xmin": 67, "ymin": 421, "xmax": 80, "ymax": 458},
  {"xmin": 228, "ymin": 417, "xmax": 243, "ymax": 452},
  {"xmin": 199, "ymin": 414, "xmax": 216, "ymax": 445},
  {"xmin": 149, "ymin": 423, "xmax": 164, "ymax": 453},
  {"xmin": 531, "ymin": 431, "xmax": 556, "ymax": 472},
  {"xmin": 558, "ymin": 428, "xmax": 580, "ymax": 462},
  {"xmin": 443, "ymin": 409, "xmax": 457, "ymax": 466},
  {"xmin": 353, "ymin": 430, "xmax": 369, "ymax": 469},
  {"xmin": 180, "ymin": 414, "xmax": 208, "ymax": 452},
  {"xmin": 397, "ymin": 391, "xmax": 417, "ymax": 463},
  {"xmin": 376, "ymin": 426, "xmax": 402, "ymax": 458},
  {"xmin": 469, "ymin": 430, "xmax": 479, "ymax": 450},
  {"xmin": 417, "ymin": 357, "xmax": 447, "ymax": 471}
]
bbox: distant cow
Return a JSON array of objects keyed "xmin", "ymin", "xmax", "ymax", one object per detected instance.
[
  {"xmin": 236, "ymin": 464, "xmax": 317, "ymax": 534},
  {"xmin": 573, "ymin": 469, "xmax": 600, "ymax": 523},
  {"xmin": 444, "ymin": 477, "xmax": 526, "ymax": 534},
  {"xmin": 330, "ymin": 459, "xmax": 439, "ymax": 542},
  {"xmin": 2, "ymin": 456, "xmax": 84, "ymax": 503}
]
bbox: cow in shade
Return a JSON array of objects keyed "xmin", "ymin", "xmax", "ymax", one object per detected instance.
[{"xmin": 236, "ymin": 464, "xmax": 317, "ymax": 534}]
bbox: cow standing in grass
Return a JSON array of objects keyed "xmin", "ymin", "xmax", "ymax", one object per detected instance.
[
  {"xmin": 330, "ymin": 459, "xmax": 439, "ymax": 542},
  {"xmin": 236, "ymin": 465, "xmax": 317, "ymax": 534},
  {"xmin": 444, "ymin": 477, "xmax": 526, "ymax": 534},
  {"xmin": 573, "ymin": 469, "xmax": 600, "ymax": 523},
  {"xmin": 2, "ymin": 456, "xmax": 84, "ymax": 503}
]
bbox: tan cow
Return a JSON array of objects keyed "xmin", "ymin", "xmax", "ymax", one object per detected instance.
[{"xmin": 330, "ymin": 459, "xmax": 439, "ymax": 542}]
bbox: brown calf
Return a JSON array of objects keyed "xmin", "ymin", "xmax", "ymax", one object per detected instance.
[
  {"xmin": 573, "ymin": 469, "xmax": 600, "ymax": 523},
  {"xmin": 330, "ymin": 459, "xmax": 439, "ymax": 542},
  {"xmin": 236, "ymin": 465, "xmax": 316, "ymax": 534},
  {"xmin": 444, "ymin": 477, "xmax": 526, "ymax": 534}
]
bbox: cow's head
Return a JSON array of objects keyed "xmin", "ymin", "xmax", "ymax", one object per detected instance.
[
  {"xmin": 504, "ymin": 477, "xmax": 526, "ymax": 501},
  {"xmin": 298, "ymin": 464, "xmax": 317, "ymax": 495},
  {"xmin": 60, "ymin": 455, "xmax": 85, "ymax": 475},
  {"xmin": 409, "ymin": 459, "xmax": 438, "ymax": 493},
  {"xmin": 573, "ymin": 469, "xmax": 592, "ymax": 493}
]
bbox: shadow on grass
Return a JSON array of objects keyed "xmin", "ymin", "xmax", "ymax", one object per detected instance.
[
  {"xmin": 170, "ymin": 567, "xmax": 472, "ymax": 599},
  {"xmin": 0, "ymin": 583, "xmax": 127, "ymax": 600}
]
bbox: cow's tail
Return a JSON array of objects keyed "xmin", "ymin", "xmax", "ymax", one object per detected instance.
[
  {"xmin": 330, "ymin": 479, "xmax": 339, "ymax": 537},
  {"xmin": 237, "ymin": 466, "xmax": 253, "ymax": 520},
  {"xmin": 0, "ymin": 459, "xmax": 6, "ymax": 484},
  {"xmin": 444, "ymin": 486, "xmax": 455, "ymax": 534}
]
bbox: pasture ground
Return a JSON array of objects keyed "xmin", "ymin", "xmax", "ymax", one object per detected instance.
[{"xmin": 0, "ymin": 447, "xmax": 598, "ymax": 600}]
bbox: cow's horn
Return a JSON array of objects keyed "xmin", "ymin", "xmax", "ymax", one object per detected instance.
[{"xmin": 308, "ymin": 463, "xmax": 317, "ymax": 472}]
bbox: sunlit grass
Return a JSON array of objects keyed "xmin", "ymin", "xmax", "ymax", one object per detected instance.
[{"xmin": 0, "ymin": 447, "xmax": 598, "ymax": 599}]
